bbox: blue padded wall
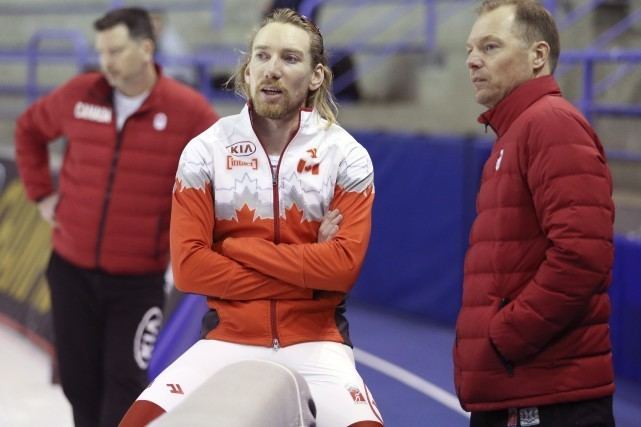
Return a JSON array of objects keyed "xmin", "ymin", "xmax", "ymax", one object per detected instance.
[
  {"xmin": 610, "ymin": 235, "xmax": 641, "ymax": 383},
  {"xmin": 350, "ymin": 132, "xmax": 491, "ymax": 325}
]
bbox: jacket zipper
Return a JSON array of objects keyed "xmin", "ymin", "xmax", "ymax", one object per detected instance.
[
  {"xmin": 256, "ymin": 110, "xmax": 303, "ymax": 351},
  {"xmin": 95, "ymin": 127, "xmax": 125, "ymax": 267},
  {"xmin": 270, "ymin": 171, "xmax": 281, "ymax": 350}
]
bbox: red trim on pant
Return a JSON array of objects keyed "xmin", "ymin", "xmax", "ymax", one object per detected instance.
[{"xmin": 119, "ymin": 400, "xmax": 165, "ymax": 427}]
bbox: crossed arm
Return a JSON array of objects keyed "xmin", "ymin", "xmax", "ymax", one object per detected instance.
[
  {"xmin": 171, "ymin": 134, "xmax": 374, "ymax": 300},
  {"xmin": 170, "ymin": 179, "xmax": 347, "ymax": 301},
  {"xmin": 172, "ymin": 180, "xmax": 304, "ymax": 300},
  {"xmin": 217, "ymin": 186, "xmax": 373, "ymax": 293}
]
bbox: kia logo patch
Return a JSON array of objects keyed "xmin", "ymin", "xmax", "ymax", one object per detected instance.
[{"xmin": 227, "ymin": 141, "xmax": 257, "ymax": 157}]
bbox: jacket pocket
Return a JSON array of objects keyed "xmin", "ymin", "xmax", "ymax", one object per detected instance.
[
  {"xmin": 490, "ymin": 297, "xmax": 515, "ymax": 376},
  {"xmin": 490, "ymin": 336, "xmax": 514, "ymax": 376}
]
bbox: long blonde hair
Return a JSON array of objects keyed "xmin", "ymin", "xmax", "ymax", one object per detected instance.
[{"xmin": 231, "ymin": 8, "xmax": 338, "ymax": 125}]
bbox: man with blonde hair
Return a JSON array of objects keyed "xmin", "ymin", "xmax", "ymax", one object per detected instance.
[{"xmin": 120, "ymin": 8, "xmax": 383, "ymax": 427}]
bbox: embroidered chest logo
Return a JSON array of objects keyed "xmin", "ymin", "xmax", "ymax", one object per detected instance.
[
  {"xmin": 227, "ymin": 141, "xmax": 258, "ymax": 169},
  {"xmin": 297, "ymin": 148, "xmax": 320, "ymax": 175},
  {"xmin": 495, "ymin": 148, "xmax": 505, "ymax": 171},
  {"xmin": 153, "ymin": 112, "xmax": 167, "ymax": 131},
  {"xmin": 227, "ymin": 141, "xmax": 257, "ymax": 157},
  {"xmin": 73, "ymin": 102, "xmax": 112, "ymax": 123},
  {"xmin": 227, "ymin": 157, "xmax": 258, "ymax": 170}
]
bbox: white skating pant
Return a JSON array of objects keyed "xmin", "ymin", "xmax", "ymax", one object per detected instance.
[{"xmin": 138, "ymin": 340, "xmax": 383, "ymax": 427}]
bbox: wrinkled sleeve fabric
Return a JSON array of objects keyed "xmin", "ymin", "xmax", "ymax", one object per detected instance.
[
  {"xmin": 489, "ymin": 108, "xmax": 614, "ymax": 363},
  {"xmin": 15, "ymin": 83, "xmax": 67, "ymax": 201},
  {"xmin": 170, "ymin": 137, "xmax": 313, "ymax": 301},
  {"xmin": 220, "ymin": 143, "xmax": 375, "ymax": 293}
]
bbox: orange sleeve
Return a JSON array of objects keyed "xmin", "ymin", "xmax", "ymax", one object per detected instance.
[
  {"xmin": 171, "ymin": 179, "xmax": 313, "ymax": 300},
  {"xmin": 220, "ymin": 185, "xmax": 374, "ymax": 292}
]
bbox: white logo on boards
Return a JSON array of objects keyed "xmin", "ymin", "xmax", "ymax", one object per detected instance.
[{"xmin": 133, "ymin": 307, "xmax": 163, "ymax": 369}]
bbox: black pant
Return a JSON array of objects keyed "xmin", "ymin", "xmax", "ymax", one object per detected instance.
[
  {"xmin": 470, "ymin": 396, "xmax": 615, "ymax": 427},
  {"xmin": 46, "ymin": 252, "xmax": 165, "ymax": 427}
]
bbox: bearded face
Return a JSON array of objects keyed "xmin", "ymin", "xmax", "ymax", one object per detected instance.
[
  {"xmin": 251, "ymin": 78, "xmax": 299, "ymax": 120},
  {"xmin": 244, "ymin": 22, "xmax": 322, "ymax": 122}
]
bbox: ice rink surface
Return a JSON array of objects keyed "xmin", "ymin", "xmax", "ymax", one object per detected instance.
[{"xmin": 0, "ymin": 325, "xmax": 72, "ymax": 426}]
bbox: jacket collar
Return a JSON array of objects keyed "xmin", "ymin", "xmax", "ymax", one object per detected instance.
[
  {"xmin": 478, "ymin": 75, "xmax": 561, "ymax": 137},
  {"xmin": 239, "ymin": 103, "xmax": 323, "ymax": 142},
  {"xmin": 90, "ymin": 64, "xmax": 164, "ymax": 110}
]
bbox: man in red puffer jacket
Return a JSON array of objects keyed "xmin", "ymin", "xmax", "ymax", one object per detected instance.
[
  {"xmin": 14, "ymin": 7, "xmax": 218, "ymax": 427},
  {"xmin": 454, "ymin": 1, "xmax": 615, "ymax": 426}
]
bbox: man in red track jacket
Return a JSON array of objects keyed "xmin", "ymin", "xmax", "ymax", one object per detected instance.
[
  {"xmin": 14, "ymin": 8, "xmax": 218, "ymax": 426},
  {"xmin": 455, "ymin": 1, "xmax": 615, "ymax": 426}
]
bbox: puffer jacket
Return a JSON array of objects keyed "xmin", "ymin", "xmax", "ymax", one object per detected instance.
[
  {"xmin": 15, "ymin": 68, "xmax": 218, "ymax": 274},
  {"xmin": 454, "ymin": 75, "xmax": 615, "ymax": 411}
]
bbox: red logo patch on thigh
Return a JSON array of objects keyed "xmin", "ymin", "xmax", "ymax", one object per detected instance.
[{"xmin": 345, "ymin": 385, "xmax": 367, "ymax": 404}]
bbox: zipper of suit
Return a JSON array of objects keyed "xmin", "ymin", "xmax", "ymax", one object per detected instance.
[
  {"xmin": 265, "ymin": 111, "xmax": 303, "ymax": 351},
  {"xmin": 95, "ymin": 121, "xmax": 126, "ymax": 267},
  {"xmin": 270, "ymin": 166, "xmax": 281, "ymax": 350},
  {"xmin": 270, "ymin": 148, "xmax": 293, "ymax": 350}
]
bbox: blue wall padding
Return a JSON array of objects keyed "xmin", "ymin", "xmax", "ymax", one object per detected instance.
[
  {"xmin": 610, "ymin": 235, "xmax": 641, "ymax": 383},
  {"xmin": 351, "ymin": 131, "xmax": 491, "ymax": 325},
  {"xmin": 148, "ymin": 293, "xmax": 208, "ymax": 380}
]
